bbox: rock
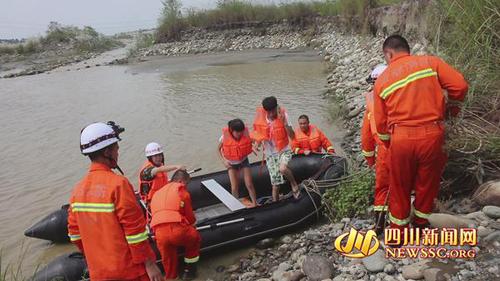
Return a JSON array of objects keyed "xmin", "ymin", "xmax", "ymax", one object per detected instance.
[
  {"xmin": 483, "ymin": 206, "xmax": 500, "ymax": 219},
  {"xmin": 226, "ymin": 264, "xmax": 240, "ymax": 273},
  {"xmin": 256, "ymin": 238, "xmax": 275, "ymax": 249},
  {"xmin": 240, "ymin": 270, "xmax": 257, "ymax": 281},
  {"xmin": 472, "ymin": 180, "xmax": 500, "ymax": 207},
  {"xmin": 484, "ymin": 230, "xmax": 500, "ymax": 243},
  {"xmin": 401, "ymin": 261, "xmax": 430, "ymax": 280},
  {"xmin": 257, "ymin": 279, "xmax": 272, "ymax": 281},
  {"xmin": 383, "ymin": 263, "xmax": 396, "ymax": 275},
  {"xmin": 423, "ymin": 268, "xmax": 447, "ymax": 281},
  {"xmin": 281, "ymin": 235, "xmax": 293, "ymax": 244},
  {"xmin": 302, "ymin": 255, "xmax": 334, "ymax": 281},
  {"xmin": 305, "ymin": 230, "xmax": 322, "ymax": 241},
  {"xmin": 464, "ymin": 211, "xmax": 491, "ymax": 222},
  {"xmin": 280, "ymin": 270, "xmax": 305, "ymax": 281},
  {"xmin": 478, "ymin": 226, "xmax": 494, "ymax": 237},
  {"xmin": 428, "ymin": 213, "xmax": 476, "ymax": 228},
  {"xmin": 291, "ymin": 248, "xmax": 307, "ymax": 262},
  {"xmin": 362, "ymin": 250, "xmax": 387, "ymax": 273}
]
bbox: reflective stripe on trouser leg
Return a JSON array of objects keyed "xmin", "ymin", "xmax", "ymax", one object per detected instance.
[
  {"xmin": 374, "ymin": 205, "xmax": 388, "ymax": 212},
  {"xmin": 412, "ymin": 126, "xmax": 446, "ymax": 226},
  {"xmin": 183, "ymin": 225, "xmax": 201, "ymax": 264}
]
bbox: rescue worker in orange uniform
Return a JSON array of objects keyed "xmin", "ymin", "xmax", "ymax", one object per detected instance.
[
  {"xmin": 68, "ymin": 121, "xmax": 162, "ymax": 281},
  {"xmin": 361, "ymin": 64, "xmax": 389, "ymax": 235},
  {"xmin": 218, "ymin": 118, "xmax": 258, "ymax": 206},
  {"xmin": 151, "ymin": 169, "xmax": 201, "ymax": 280},
  {"xmin": 139, "ymin": 142, "xmax": 185, "ymax": 204},
  {"xmin": 373, "ymin": 35, "xmax": 468, "ymax": 229},
  {"xmin": 253, "ymin": 96, "xmax": 299, "ymax": 201},
  {"xmin": 291, "ymin": 114, "xmax": 335, "ymax": 155}
]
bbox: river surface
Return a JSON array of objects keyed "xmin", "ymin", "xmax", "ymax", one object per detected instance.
[{"xmin": 0, "ymin": 48, "xmax": 343, "ymax": 278}]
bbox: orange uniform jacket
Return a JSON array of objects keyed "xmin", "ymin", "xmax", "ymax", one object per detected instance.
[
  {"xmin": 361, "ymin": 91, "xmax": 382, "ymax": 157},
  {"xmin": 151, "ymin": 182, "xmax": 196, "ymax": 229},
  {"xmin": 291, "ymin": 125, "xmax": 334, "ymax": 154},
  {"xmin": 68, "ymin": 162, "xmax": 156, "ymax": 281},
  {"xmin": 373, "ymin": 53, "xmax": 468, "ymax": 140}
]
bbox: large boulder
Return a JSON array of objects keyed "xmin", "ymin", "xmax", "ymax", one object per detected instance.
[
  {"xmin": 428, "ymin": 213, "xmax": 476, "ymax": 228},
  {"xmin": 472, "ymin": 180, "xmax": 500, "ymax": 207},
  {"xmin": 302, "ymin": 255, "xmax": 334, "ymax": 281}
]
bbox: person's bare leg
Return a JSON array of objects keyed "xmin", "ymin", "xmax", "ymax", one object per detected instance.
[
  {"xmin": 279, "ymin": 164, "xmax": 299, "ymax": 196},
  {"xmin": 242, "ymin": 167, "xmax": 258, "ymax": 207},
  {"xmin": 228, "ymin": 168, "xmax": 240, "ymax": 199},
  {"xmin": 272, "ymin": 185, "xmax": 280, "ymax": 202}
]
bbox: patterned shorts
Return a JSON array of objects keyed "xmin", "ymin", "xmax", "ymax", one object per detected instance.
[{"xmin": 266, "ymin": 150, "xmax": 293, "ymax": 186}]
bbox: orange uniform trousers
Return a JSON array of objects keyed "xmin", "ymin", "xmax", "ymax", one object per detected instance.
[
  {"xmin": 374, "ymin": 142, "xmax": 390, "ymax": 211},
  {"xmin": 388, "ymin": 122, "xmax": 447, "ymax": 229},
  {"xmin": 155, "ymin": 223, "xmax": 201, "ymax": 279}
]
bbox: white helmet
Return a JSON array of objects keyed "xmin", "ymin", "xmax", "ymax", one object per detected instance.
[
  {"xmin": 145, "ymin": 142, "xmax": 163, "ymax": 157},
  {"xmin": 370, "ymin": 64, "xmax": 388, "ymax": 80},
  {"xmin": 80, "ymin": 122, "xmax": 120, "ymax": 154}
]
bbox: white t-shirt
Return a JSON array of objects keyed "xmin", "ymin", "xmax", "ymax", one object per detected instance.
[
  {"xmin": 219, "ymin": 135, "xmax": 247, "ymax": 165},
  {"xmin": 263, "ymin": 112, "xmax": 291, "ymax": 156}
]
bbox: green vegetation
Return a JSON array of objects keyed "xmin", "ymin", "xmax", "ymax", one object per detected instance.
[
  {"xmin": 127, "ymin": 33, "xmax": 155, "ymax": 57},
  {"xmin": 155, "ymin": 0, "xmax": 401, "ymax": 42},
  {"xmin": 0, "ymin": 22, "xmax": 123, "ymax": 57},
  {"xmin": 323, "ymin": 169, "xmax": 375, "ymax": 221},
  {"xmin": 431, "ymin": 0, "xmax": 500, "ymax": 188}
]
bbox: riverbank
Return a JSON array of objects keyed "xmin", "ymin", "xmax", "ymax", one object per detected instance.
[{"xmin": 0, "ymin": 23, "xmax": 125, "ymax": 78}]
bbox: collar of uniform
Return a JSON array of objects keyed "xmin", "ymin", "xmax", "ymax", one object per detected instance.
[
  {"xmin": 89, "ymin": 162, "xmax": 112, "ymax": 172},
  {"xmin": 390, "ymin": 53, "xmax": 410, "ymax": 64}
]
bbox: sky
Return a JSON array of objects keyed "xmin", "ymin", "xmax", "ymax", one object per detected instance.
[{"xmin": 0, "ymin": 0, "xmax": 289, "ymax": 39}]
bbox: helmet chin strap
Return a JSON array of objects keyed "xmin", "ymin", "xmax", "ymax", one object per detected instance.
[{"xmin": 106, "ymin": 156, "xmax": 124, "ymax": 175}]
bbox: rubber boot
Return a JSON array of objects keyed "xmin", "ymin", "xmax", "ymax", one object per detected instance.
[
  {"xmin": 181, "ymin": 262, "xmax": 197, "ymax": 280},
  {"xmin": 374, "ymin": 211, "xmax": 387, "ymax": 236}
]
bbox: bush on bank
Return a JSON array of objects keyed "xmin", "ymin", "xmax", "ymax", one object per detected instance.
[{"xmin": 0, "ymin": 22, "xmax": 123, "ymax": 57}]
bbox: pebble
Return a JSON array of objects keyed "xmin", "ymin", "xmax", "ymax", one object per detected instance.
[
  {"xmin": 256, "ymin": 238, "xmax": 275, "ymax": 249},
  {"xmin": 483, "ymin": 206, "xmax": 500, "ymax": 219}
]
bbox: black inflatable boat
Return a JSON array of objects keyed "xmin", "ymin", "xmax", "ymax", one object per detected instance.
[{"xmin": 30, "ymin": 154, "xmax": 346, "ymax": 281}]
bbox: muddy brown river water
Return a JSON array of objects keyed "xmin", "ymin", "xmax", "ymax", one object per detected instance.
[{"xmin": 0, "ymin": 48, "xmax": 344, "ymax": 278}]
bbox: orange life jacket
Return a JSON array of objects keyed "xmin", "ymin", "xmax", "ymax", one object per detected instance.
[
  {"xmin": 150, "ymin": 182, "xmax": 185, "ymax": 227},
  {"xmin": 293, "ymin": 125, "xmax": 323, "ymax": 152},
  {"xmin": 138, "ymin": 160, "xmax": 169, "ymax": 202},
  {"xmin": 222, "ymin": 127, "xmax": 253, "ymax": 161},
  {"xmin": 253, "ymin": 106, "xmax": 289, "ymax": 151}
]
